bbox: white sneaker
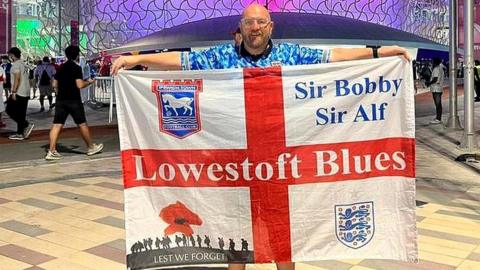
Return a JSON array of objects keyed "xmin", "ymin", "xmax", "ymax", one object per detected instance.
[
  {"xmin": 45, "ymin": 150, "xmax": 62, "ymax": 160},
  {"xmin": 8, "ymin": 134, "xmax": 24, "ymax": 140},
  {"xmin": 429, "ymin": 119, "xmax": 442, "ymax": 124},
  {"xmin": 23, "ymin": 123, "xmax": 35, "ymax": 139},
  {"xmin": 86, "ymin": 143, "xmax": 104, "ymax": 156}
]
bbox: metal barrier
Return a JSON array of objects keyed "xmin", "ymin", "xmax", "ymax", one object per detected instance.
[{"xmin": 84, "ymin": 76, "xmax": 115, "ymax": 123}]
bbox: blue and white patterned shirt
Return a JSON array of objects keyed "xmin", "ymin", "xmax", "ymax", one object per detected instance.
[{"xmin": 181, "ymin": 42, "xmax": 330, "ymax": 70}]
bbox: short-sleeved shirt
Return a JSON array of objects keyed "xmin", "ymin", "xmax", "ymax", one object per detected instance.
[
  {"xmin": 10, "ymin": 60, "xmax": 31, "ymax": 97},
  {"xmin": 430, "ymin": 64, "xmax": 445, "ymax": 93},
  {"xmin": 35, "ymin": 62, "xmax": 56, "ymax": 86},
  {"xmin": 54, "ymin": 60, "xmax": 83, "ymax": 101},
  {"xmin": 181, "ymin": 42, "xmax": 330, "ymax": 70}
]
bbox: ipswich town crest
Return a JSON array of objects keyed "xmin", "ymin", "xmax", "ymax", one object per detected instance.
[
  {"xmin": 335, "ymin": 201, "xmax": 374, "ymax": 249},
  {"xmin": 152, "ymin": 80, "xmax": 203, "ymax": 138}
]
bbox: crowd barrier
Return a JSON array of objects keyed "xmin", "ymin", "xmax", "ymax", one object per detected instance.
[{"xmin": 84, "ymin": 76, "xmax": 115, "ymax": 123}]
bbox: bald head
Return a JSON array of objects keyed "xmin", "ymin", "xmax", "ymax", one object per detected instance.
[
  {"xmin": 239, "ymin": 4, "xmax": 273, "ymax": 55},
  {"xmin": 242, "ymin": 4, "xmax": 271, "ymax": 21}
]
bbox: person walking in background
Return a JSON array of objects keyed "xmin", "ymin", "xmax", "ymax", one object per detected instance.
[
  {"xmin": 0, "ymin": 65, "xmax": 6, "ymax": 128},
  {"xmin": 474, "ymin": 60, "xmax": 480, "ymax": 102},
  {"xmin": 51, "ymin": 57, "xmax": 60, "ymax": 72},
  {"xmin": 45, "ymin": 45, "xmax": 103, "ymax": 160},
  {"xmin": 426, "ymin": 58, "xmax": 445, "ymax": 124},
  {"xmin": 98, "ymin": 57, "xmax": 111, "ymax": 92},
  {"xmin": 1, "ymin": 55, "xmax": 12, "ymax": 99},
  {"xmin": 28, "ymin": 60, "xmax": 37, "ymax": 99},
  {"xmin": 35, "ymin": 56, "xmax": 56, "ymax": 111},
  {"xmin": 5, "ymin": 47, "xmax": 34, "ymax": 140}
]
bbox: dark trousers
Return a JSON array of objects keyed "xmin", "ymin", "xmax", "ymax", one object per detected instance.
[
  {"xmin": 475, "ymin": 81, "xmax": 480, "ymax": 99},
  {"xmin": 6, "ymin": 95, "xmax": 30, "ymax": 134},
  {"xmin": 432, "ymin": 92, "xmax": 442, "ymax": 121}
]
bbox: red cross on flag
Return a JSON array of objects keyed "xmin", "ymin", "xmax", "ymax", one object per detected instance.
[{"xmin": 116, "ymin": 57, "xmax": 418, "ymax": 270}]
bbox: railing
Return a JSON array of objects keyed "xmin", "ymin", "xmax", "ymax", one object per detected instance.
[{"xmin": 84, "ymin": 76, "xmax": 115, "ymax": 123}]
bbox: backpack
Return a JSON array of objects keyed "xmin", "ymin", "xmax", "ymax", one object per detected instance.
[{"xmin": 39, "ymin": 69, "xmax": 51, "ymax": 86}]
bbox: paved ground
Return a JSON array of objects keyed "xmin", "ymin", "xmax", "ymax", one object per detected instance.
[{"xmin": 0, "ymin": 86, "xmax": 480, "ymax": 270}]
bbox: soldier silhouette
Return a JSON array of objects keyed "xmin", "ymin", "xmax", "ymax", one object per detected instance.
[
  {"xmin": 175, "ymin": 235, "xmax": 182, "ymax": 247},
  {"xmin": 143, "ymin": 239, "xmax": 149, "ymax": 250},
  {"xmin": 155, "ymin": 237, "xmax": 161, "ymax": 249},
  {"xmin": 131, "ymin": 243, "xmax": 137, "ymax": 253},
  {"xmin": 162, "ymin": 237, "xmax": 167, "ymax": 249},
  {"xmin": 204, "ymin": 235, "xmax": 211, "ymax": 248},
  {"xmin": 182, "ymin": 234, "xmax": 188, "ymax": 247},
  {"xmin": 190, "ymin": 235, "xmax": 196, "ymax": 247},
  {"xmin": 197, "ymin": 235, "xmax": 202, "ymax": 248},
  {"xmin": 138, "ymin": 241, "xmax": 145, "ymax": 252},
  {"xmin": 162, "ymin": 236, "xmax": 172, "ymax": 248},
  {"xmin": 148, "ymin": 237, "xmax": 153, "ymax": 250},
  {"xmin": 229, "ymin": 238, "xmax": 235, "ymax": 251},
  {"xmin": 241, "ymin": 238, "xmax": 248, "ymax": 252},
  {"xmin": 218, "ymin": 237, "xmax": 225, "ymax": 250}
]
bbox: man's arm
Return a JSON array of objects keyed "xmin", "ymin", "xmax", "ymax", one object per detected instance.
[
  {"xmin": 330, "ymin": 46, "xmax": 411, "ymax": 62},
  {"xmin": 52, "ymin": 79, "xmax": 58, "ymax": 90},
  {"xmin": 111, "ymin": 52, "xmax": 182, "ymax": 75},
  {"xmin": 76, "ymin": 78, "xmax": 95, "ymax": 89},
  {"xmin": 426, "ymin": 67, "xmax": 439, "ymax": 87},
  {"xmin": 49, "ymin": 65, "xmax": 56, "ymax": 78},
  {"xmin": 426, "ymin": 77, "xmax": 438, "ymax": 87},
  {"xmin": 11, "ymin": 71, "xmax": 21, "ymax": 99}
]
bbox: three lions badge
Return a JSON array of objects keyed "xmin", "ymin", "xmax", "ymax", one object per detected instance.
[{"xmin": 335, "ymin": 201, "xmax": 375, "ymax": 249}]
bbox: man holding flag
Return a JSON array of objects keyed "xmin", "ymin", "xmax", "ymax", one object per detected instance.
[
  {"xmin": 112, "ymin": 4, "xmax": 413, "ymax": 270},
  {"xmin": 112, "ymin": 4, "xmax": 409, "ymax": 75}
]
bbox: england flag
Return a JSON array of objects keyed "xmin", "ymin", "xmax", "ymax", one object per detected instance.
[{"xmin": 115, "ymin": 57, "xmax": 418, "ymax": 270}]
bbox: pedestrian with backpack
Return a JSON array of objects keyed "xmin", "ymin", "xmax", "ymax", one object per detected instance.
[{"xmin": 34, "ymin": 56, "xmax": 56, "ymax": 112}]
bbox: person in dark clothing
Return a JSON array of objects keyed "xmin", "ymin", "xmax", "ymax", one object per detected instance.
[
  {"xmin": 426, "ymin": 58, "xmax": 445, "ymax": 124},
  {"xmin": 6, "ymin": 47, "xmax": 35, "ymax": 140},
  {"xmin": 45, "ymin": 45, "xmax": 103, "ymax": 160},
  {"xmin": 474, "ymin": 60, "xmax": 480, "ymax": 102}
]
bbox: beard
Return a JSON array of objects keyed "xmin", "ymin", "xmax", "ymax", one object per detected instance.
[{"xmin": 243, "ymin": 33, "xmax": 269, "ymax": 52}]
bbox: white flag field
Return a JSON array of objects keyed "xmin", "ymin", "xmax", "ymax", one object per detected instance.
[{"xmin": 115, "ymin": 56, "xmax": 418, "ymax": 270}]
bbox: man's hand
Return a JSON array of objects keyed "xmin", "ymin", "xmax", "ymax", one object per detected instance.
[
  {"xmin": 111, "ymin": 56, "xmax": 136, "ymax": 76},
  {"xmin": 378, "ymin": 46, "xmax": 411, "ymax": 61},
  {"xmin": 10, "ymin": 93, "xmax": 17, "ymax": 101}
]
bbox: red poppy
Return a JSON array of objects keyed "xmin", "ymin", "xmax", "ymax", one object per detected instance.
[{"xmin": 159, "ymin": 201, "xmax": 203, "ymax": 236}]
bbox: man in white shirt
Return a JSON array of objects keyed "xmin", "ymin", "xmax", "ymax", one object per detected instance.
[
  {"xmin": 426, "ymin": 58, "xmax": 445, "ymax": 124},
  {"xmin": 6, "ymin": 47, "xmax": 34, "ymax": 140}
]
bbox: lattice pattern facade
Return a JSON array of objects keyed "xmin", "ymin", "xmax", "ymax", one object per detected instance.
[{"xmin": 28, "ymin": 0, "xmax": 448, "ymax": 57}]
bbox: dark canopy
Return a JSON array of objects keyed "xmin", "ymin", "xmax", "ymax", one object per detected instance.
[{"xmin": 105, "ymin": 12, "xmax": 447, "ymax": 55}]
